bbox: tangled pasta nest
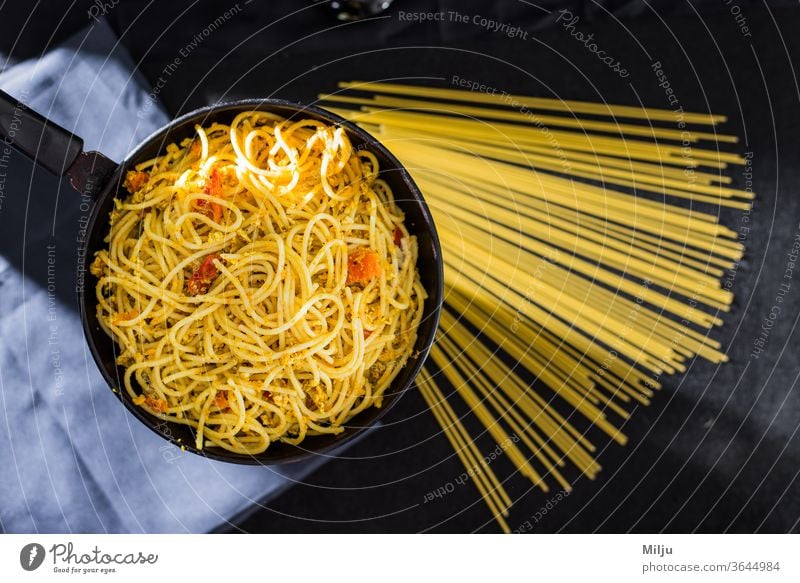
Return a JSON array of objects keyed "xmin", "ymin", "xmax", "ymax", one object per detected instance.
[{"xmin": 91, "ymin": 111, "xmax": 424, "ymax": 454}]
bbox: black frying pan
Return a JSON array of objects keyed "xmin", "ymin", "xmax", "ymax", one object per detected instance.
[{"xmin": 0, "ymin": 89, "xmax": 443, "ymax": 464}]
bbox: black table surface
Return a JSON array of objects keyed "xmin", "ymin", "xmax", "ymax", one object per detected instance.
[{"xmin": 4, "ymin": 0, "xmax": 799, "ymax": 533}]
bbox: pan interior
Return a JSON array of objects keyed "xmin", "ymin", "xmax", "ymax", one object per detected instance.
[{"xmin": 81, "ymin": 100, "xmax": 442, "ymax": 464}]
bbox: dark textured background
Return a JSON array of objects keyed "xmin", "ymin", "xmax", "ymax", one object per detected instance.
[{"xmin": 2, "ymin": 0, "xmax": 799, "ymax": 533}]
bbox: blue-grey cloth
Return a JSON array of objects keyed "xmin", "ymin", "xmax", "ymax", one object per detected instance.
[{"xmin": 0, "ymin": 20, "xmax": 327, "ymax": 533}]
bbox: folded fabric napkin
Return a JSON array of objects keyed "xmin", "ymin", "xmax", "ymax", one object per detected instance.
[{"xmin": 0, "ymin": 19, "xmax": 329, "ymax": 534}]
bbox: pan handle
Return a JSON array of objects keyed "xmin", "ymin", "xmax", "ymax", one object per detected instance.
[{"xmin": 0, "ymin": 88, "xmax": 117, "ymax": 196}]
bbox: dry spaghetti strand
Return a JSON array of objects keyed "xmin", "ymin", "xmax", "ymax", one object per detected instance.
[{"xmin": 325, "ymin": 82, "xmax": 750, "ymax": 532}]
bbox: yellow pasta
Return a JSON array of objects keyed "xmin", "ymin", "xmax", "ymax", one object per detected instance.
[
  {"xmin": 336, "ymin": 80, "xmax": 728, "ymax": 124},
  {"xmin": 324, "ymin": 82, "xmax": 750, "ymax": 531},
  {"xmin": 91, "ymin": 111, "xmax": 424, "ymax": 454}
]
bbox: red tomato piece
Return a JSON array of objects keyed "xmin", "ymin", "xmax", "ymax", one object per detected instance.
[
  {"xmin": 187, "ymin": 253, "xmax": 221, "ymax": 295},
  {"xmin": 347, "ymin": 248, "xmax": 381, "ymax": 284}
]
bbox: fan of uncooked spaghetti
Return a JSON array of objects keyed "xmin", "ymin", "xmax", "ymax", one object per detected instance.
[{"xmin": 320, "ymin": 82, "xmax": 751, "ymax": 532}]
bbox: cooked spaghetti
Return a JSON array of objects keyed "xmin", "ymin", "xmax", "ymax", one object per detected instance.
[{"xmin": 90, "ymin": 111, "xmax": 425, "ymax": 454}]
